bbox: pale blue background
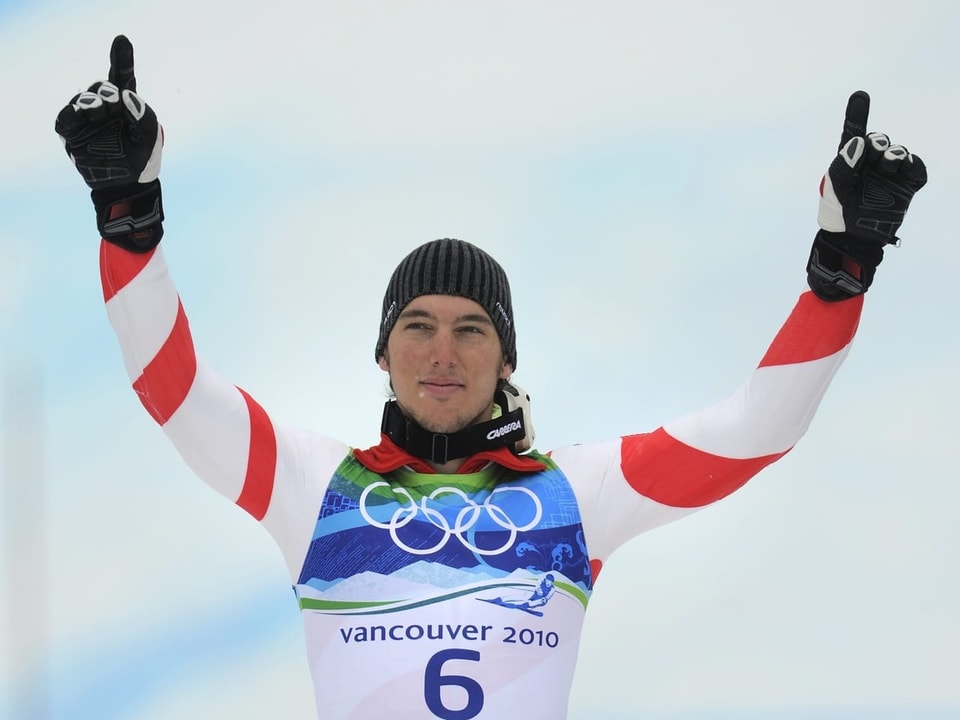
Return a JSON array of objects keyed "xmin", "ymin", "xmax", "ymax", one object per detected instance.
[{"xmin": 1, "ymin": 1, "xmax": 958, "ymax": 718}]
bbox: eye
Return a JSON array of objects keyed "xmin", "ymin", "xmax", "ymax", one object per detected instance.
[
  {"xmin": 456, "ymin": 325, "xmax": 484, "ymax": 335},
  {"xmin": 402, "ymin": 321, "xmax": 432, "ymax": 331}
]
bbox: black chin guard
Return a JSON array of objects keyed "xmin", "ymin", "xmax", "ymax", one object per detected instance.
[{"xmin": 381, "ymin": 388, "xmax": 528, "ymax": 465}]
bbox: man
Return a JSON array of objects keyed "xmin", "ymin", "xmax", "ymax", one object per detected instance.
[{"xmin": 56, "ymin": 35, "xmax": 926, "ymax": 720}]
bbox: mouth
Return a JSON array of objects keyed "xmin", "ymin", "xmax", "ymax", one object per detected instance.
[{"xmin": 418, "ymin": 379, "xmax": 465, "ymax": 398}]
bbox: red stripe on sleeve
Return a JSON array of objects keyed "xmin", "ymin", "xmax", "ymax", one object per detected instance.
[
  {"xmin": 234, "ymin": 388, "xmax": 277, "ymax": 521},
  {"xmin": 131, "ymin": 302, "xmax": 197, "ymax": 425},
  {"xmin": 758, "ymin": 292, "xmax": 863, "ymax": 368},
  {"xmin": 621, "ymin": 429, "xmax": 786, "ymax": 508},
  {"xmin": 99, "ymin": 240, "xmax": 156, "ymax": 302}
]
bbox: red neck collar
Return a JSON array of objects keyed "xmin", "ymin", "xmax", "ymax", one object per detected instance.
[{"xmin": 354, "ymin": 434, "xmax": 546, "ymax": 475}]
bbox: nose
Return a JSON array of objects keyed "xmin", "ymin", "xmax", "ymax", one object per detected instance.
[{"xmin": 430, "ymin": 330, "xmax": 457, "ymax": 367}]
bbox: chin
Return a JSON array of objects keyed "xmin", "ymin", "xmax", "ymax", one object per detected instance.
[
  {"xmin": 418, "ymin": 416, "xmax": 470, "ymax": 434},
  {"xmin": 407, "ymin": 407, "xmax": 473, "ymax": 435}
]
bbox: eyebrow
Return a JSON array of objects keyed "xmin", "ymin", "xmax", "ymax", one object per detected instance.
[{"xmin": 398, "ymin": 308, "xmax": 494, "ymax": 325}]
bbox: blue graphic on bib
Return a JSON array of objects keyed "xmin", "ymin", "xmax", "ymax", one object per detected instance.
[
  {"xmin": 295, "ymin": 456, "xmax": 593, "ymax": 611},
  {"xmin": 478, "ymin": 572, "xmax": 557, "ymax": 616}
]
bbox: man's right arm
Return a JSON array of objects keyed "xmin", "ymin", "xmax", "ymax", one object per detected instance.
[{"xmin": 57, "ymin": 35, "xmax": 348, "ymax": 581}]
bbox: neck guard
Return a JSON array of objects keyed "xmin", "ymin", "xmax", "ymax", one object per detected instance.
[{"xmin": 380, "ymin": 387, "xmax": 529, "ymax": 465}]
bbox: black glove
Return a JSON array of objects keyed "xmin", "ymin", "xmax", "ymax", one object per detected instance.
[
  {"xmin": 806, "ymin": 91, "xmax": 927, "ymax": 300},
  {"xmin": 55, "ymin": 35, "xmax": 164, "ymax": 252}
]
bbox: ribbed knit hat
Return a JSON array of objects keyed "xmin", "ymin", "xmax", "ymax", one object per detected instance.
[{"xmin": 375, "ymin": 238, "xmax": 517, "ymax": 369}]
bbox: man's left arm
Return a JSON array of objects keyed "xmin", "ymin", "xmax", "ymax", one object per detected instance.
[
  {"xmin": 556, "ymin": 91, "xmax": 927, "ymax": 565},
  {"xmin": 625, "ymin": 288, "xmax": 863, "ymax": 510},
  {"xmin": 632, "ymin": 89, "xmax": 928, "ymax": 506}
]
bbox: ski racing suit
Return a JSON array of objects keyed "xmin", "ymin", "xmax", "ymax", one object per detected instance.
[{"xmin": 100, "ymin": 241, "xmax": 863, "ymax": 719}]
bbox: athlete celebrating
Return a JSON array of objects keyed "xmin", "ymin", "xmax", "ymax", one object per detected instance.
[{"xmin": 55, "ymin": 35, "xmax": 926, "ymax": 720}]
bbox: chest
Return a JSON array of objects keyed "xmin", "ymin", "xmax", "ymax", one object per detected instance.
[{"xmin": 295, "ymin": 463, "xmax": 594, "ymax": 604}]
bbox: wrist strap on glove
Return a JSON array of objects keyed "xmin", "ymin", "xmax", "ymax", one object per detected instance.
[
  {"xmin": 806, "ymin": 230, "xmax": 884, "ymax": 301},
  {"xmin": 91, "ymin": 180, "xmax": 164, "ymax": 253}
]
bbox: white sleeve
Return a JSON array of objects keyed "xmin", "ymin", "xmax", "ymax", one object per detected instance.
[
  {"xmin": 551, "ymin": 290, "xmax": 863, "ymax": 567},
  {"xmin": 100, "ymin": 241, "xmax": 347, "ymax": 581}
]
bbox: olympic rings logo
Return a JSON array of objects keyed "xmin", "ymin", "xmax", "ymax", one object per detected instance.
[{"xmin": 358, "ymin": 482, "xmax": 543, "ymax": 556}]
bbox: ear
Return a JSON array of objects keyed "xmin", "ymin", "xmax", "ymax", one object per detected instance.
[
  {"xmin": 499, "ymin": 361, "xmax": 513, "ymax": 380},
  {"xmin": 378, "ymin": 353, "xmax": 390, "ymax": 372}
]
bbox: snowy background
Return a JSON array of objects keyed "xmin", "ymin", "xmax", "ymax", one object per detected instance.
[{"xmin": 1, "ymin": 1, "xmax": 958, "ymax": 718}]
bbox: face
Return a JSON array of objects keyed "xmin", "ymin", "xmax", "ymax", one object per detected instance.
[{"xmin": 378, "ymin": 294, "xmax": 513, "ymax": 434}]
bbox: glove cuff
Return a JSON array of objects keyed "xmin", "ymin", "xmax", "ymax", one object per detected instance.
[
  {"xmin": 806, "ymin": 230, "xmax": 884, "ymax": 301},
  {"xmin": 91, "ymin": 180, "xmax": 164, "ymax": 253}
]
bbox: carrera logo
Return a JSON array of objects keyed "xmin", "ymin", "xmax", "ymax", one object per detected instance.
[{"xmin": 487, "ymin": 420, "xmax": 521, "ymax": 440}]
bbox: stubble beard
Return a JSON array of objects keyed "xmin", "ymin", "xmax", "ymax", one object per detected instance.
[
  {"xmin": 403, "ymin": 400, "xmax": 494, "ymax": 435},
  {"xmin": 388, "ymin": 359, "xmax": 506, "ymax": 435}
]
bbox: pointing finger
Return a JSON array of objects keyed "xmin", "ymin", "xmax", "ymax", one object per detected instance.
[
  {"xmin": 108, "ymin": 34, "xmax": 137, "ymax": 92},
  {"xmin": 840, "ymin": 90, "xmax": 870, "ymax": 151}
]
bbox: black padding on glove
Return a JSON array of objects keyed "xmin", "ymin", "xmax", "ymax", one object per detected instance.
[
  {"xmin": 92, "ymin": 180, "xmax": 164, "ymax": 253},
  {"xmin": 55, "ymin": 78, "xmax": 160, "ymax": 191},
  {"xmin": 807, "ymin": 230, "xmax": 884, "ymax": 301},
  {"xmin": 829, "ymin": 132, "xmax": 928, "ymax": 246}
]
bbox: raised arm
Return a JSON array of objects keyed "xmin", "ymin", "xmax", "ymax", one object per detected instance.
[
  {"xmin": 55, "ymin": 35, "xmax": 347, "ymax": 579},
  {"xmin": 554, "ymin": 91, "xmax": 927, "ymax": 569}
]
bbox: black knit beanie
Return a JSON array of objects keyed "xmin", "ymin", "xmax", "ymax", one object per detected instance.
[{"xmin": 375, "ymin": 238, "xmax": 517, "ymax": 369}]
